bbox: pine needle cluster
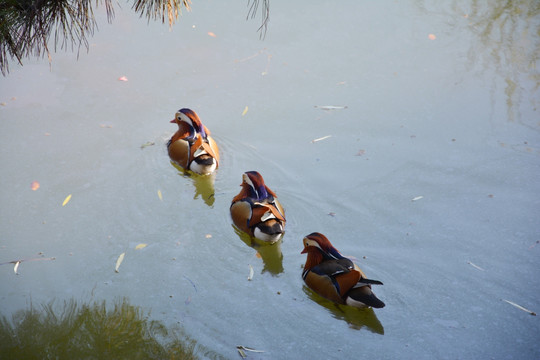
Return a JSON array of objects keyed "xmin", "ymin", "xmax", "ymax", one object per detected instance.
[{"xmin": 0, "ymin": 0, "xmax": 269, "ymax": 75}]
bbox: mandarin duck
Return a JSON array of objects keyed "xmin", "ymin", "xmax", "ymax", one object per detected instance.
[
  {"xmin": 230, "ymin": 171, "xmax": 286, "ymax": 243},
  {"xmin": 167, "ymin": 108, "xmax": 220, "ymax": 175},
  {"xmin": 301, "ymin": 232, "xmax": 385, "ymax": 309}
]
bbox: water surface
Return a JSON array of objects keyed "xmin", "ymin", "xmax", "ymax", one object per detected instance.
[{"xmin": 1, "ymin": 1, "xmax": 539, "ymax": 359}]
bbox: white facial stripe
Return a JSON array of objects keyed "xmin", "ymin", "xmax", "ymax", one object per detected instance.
[
  {"xmin": 303, "ymin": 238, "xmax": 322, "ymax": 250},
  {"xmin": 178, "ymin": 112, "xmax": 194, "ymax": 128},
  {"xmin": 243, "ymin": 173, "xmax": 256, "ymax": 190}
]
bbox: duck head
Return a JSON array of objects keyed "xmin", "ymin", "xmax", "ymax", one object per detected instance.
[
  {"xmin": 170, "ymin": 108, "xmax": 208, "ymax": 140},
  {"xmin": 301, "ymin": 232, "xmax": 345, "ymax": 262},
  {"xmin": 240, "ymin": 171, "xmax": 276, "ymax": 201}
]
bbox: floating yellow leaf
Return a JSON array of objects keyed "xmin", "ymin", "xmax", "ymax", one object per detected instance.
[
  {"xmin": 62, "ymin": 194, "xmax": 72, "ymax": 206},
  {"xmin": 115, "ymin": 252, "xmax": 125, "ymax": 273},
  {"xmin": 242, "ymin": 106, "xmax": 248, "ymax": 116},
  {"xmin": 205, "ymin": 234, "xmax": 212, "ymax": 239},
  {"xmin": 411, "ymin": 196, "xmax": 423, "ymax": 202},
  {"xmin": 428, "ymin": 33, "xmax": 437, "ymax": 40},
  {"xmin": 207, "ymin": 31, "xmax": 216, "ymax": 37},
  {"xmin": 157, "ymin": 190, "xmax": 163, "ymax": 201},
  {"xmin": 135, "ymin": 243, "xmax": 147, "ymax": 250},
  {"xmin": 31, "ymin": 181, "xmax": 40, "ymax": 191},
  {"xmin": 255, "ymin": 252, "xmax": 261, "ymax": 259}
]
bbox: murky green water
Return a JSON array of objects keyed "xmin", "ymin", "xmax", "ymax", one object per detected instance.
[{"xmin": 1, "ymin": 1, "xmax": 539, "ymax": 359}]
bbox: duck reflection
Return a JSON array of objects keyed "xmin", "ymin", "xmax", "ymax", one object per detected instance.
[
  {"xmin": 0, "ymin": 298, "xmax": 214, "ymax": 358},
  {"xmin": 170, "ymin": 162, "xmax": 216, "ymax": 206},
  {"xmin": 232, "ymin": 225, "xmax": 284, "ymax": 275},
  {"xmin": 303, "ymin": 286, "xmax": 384, "ymax": 334}
]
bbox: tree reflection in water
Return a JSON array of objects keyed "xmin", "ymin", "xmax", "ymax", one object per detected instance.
[
  {"xmin": 0, "ymin": 298, "xmax": 223, "ymax": 359},
  {"xmin": 416, "ymin": 0, "xmax": 539, "ymax": 126}
]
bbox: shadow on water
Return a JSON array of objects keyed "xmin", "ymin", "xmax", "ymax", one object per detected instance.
[
  {"xmin": 170, "ymin": 162, "xmax": 216, "ymax": 207},
  {"xmin": 0, "ymin": 298, "xmax": 225, "ymax": 360},
  {"xmin": 303, "ymin": 287, "xmax": 385, "ymax": 335},
  {"xmin": 232, "ymin": 225, "xmax": 284, "ymax": 275}
]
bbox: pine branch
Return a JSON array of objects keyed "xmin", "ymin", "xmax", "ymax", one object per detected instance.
[
  {"xmin": 247, "ymin": 0, "xmax": 269, "ymax": 39},
  {"xmin": 0, "ymin": 0, "xmax": 270, "ymax": 75}
]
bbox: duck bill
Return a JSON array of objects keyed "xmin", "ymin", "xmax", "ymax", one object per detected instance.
[
  {"xmin": 170, "ymin": 119, "xmax": 176, "ymax": 123},
  {"xmin": 301, "ymin": 247, "xmax": 308, "ymax": 254}
]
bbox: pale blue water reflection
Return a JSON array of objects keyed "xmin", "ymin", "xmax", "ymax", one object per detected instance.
[{"xmin": 1, "ymin": 1, "xmax": 539, "ymax": 359}]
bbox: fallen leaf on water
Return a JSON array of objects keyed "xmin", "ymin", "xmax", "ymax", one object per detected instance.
[
  {"xmin": 255, "ymin": 252, "xmax": 261, "ymax": 259},
  {"xmin": 157, "ymin": 190, "xmax": 163, "ymax": 201},
  {"xmin": 62, "ymin": 194, "xmax": 72, "ymax": 206},
  {"xmin": 31, "ymin": 181, "xmax": 40, "ymax": 191},
  {"xmin": 115, "ymin": 252, "xmax": 125, "ymax": 273},
  {"xmin": 311, "ymin": 135, "xmax": 331, "ymax": 143},
  {"xmin": 314, "ymin": 105, "xmax": 348, "ymax": 110},
  {"xmin": 242, "ymin": 106, "xmax": 248, "ymax": 116},
  {"xmin": 236, "ymin": 346, "xmax": 265, "ymax": 353},
  {"xmin": 118, "ymin": 76, "xmax": 128, "ymax": 81},
  {"xmin": 205, "ymin": 234, "xmax": 212, "ymax": 239},
  {"xmin": 140, "ymin": 141, "xmax": 155, "ymax": 149},
  {"xmin": 207, "ymin": 32, "xmax": 216, "ymax": 37},
  {"xmin": 13, "ymin": 261, "xmax": 20, "ymax": 274},
  {"xmin": 247, "ymin": 264, "xmax": 254, "ymax": 281},
  {"xmin": 502, "ymin": 299, "xmax": 536, "ymax": 316},
  {"xmin": 356, "ymin": 149, "xmax": 366, "ymax": 156},
  {"xmin": 135, "ymin": 243, "xmax": 147, "ymax": 250},
  {"xmin": 237, "ymin": 348, "xmax": 246, "ymax": 359},
  {"xmin": 428, "ymin": 34, "xmax": 437, "ymax": 40},
  {"xmin": 467, "ymin": 261, "xmax": 485, "ymax": 271},
  {"xmin": 411, "ymin": 196, "xmax": 423, "ymax": 202},
  {"xmin": 0, "ymin": 257, "xmax": 55, "ymax": 266}
]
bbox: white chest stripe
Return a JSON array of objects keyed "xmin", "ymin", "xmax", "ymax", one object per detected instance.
[
  {"xmin": 260, "ymin": 212, "xmax": 276, "ymax": 222},
  {"xmin": 193, "ymin": 147, "xmax": 208, "ymax": 157}
]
